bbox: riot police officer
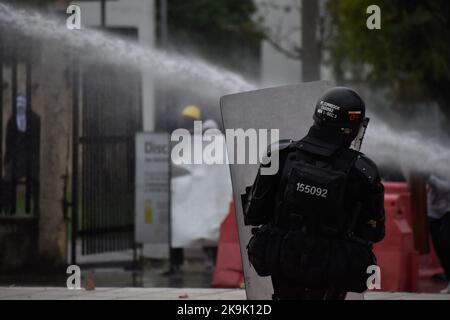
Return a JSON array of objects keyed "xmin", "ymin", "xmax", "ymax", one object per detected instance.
[{"xmin": 243, "ymin": 87, "xmax": 385, "ymax": 300}]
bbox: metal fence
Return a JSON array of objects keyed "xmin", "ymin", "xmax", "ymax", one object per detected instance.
[{"xmin": 71, "ymin": 29, "xmax": 142, "ymax": 261}]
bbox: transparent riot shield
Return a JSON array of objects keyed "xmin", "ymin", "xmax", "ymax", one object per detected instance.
[
  {"xmin": 220, "ymin": 81, "xmax": 363, "ymax": 300},
  {"xmin": 220, "ymin": 81, "xmax": 331, "ymax": 299}
]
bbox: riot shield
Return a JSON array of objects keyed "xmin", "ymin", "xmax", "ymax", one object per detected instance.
[{"xmin": 220, "ymin": 81, "xmax": 354, "ymax": 300}]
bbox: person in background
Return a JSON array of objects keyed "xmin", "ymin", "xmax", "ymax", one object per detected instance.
[
  {"xmin": 201, "ymin": 119, "xmax": 230, "ymax": 270},
  {"xmin": 427, "ymin": 173, "xmax": 450, "ymax": 294},
  {"xmin": 166, "ymin": 105, "xmax": 202, "ymax": 275},
  {"xmin": 2, "ymin": 95, "xmax": 40, "ymax": 215},
  {"xmin": 169, "ymin": 109, "xmax": 233, "ymax": 278}
]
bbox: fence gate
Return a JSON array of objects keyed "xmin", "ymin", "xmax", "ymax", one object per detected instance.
[{"xmin": 71, "ymin": 35, "xmax": 142, "ymax": 263}]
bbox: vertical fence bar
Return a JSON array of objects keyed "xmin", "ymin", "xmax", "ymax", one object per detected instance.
[
  {"xmin": 71, "ymin": 58, "xmax": 80, "ymax": 265},
  {"xmin": 99, "ymin": 68, "xmax": 105, "ymax": 254},
  {"xmin": 87, "ymin": 73, "xmax": 93, "ymax": 254},
  {"xmin": 81, "ymin": 68, "xmax": 87, "ymax": 255},
  {"xmin": 25, "ymin": 60, "xmax": 32, "ymax": 214},
  {"xmin": 92, "ymin": 74, "xmax": 97, "ymax": 254},
  {"xmin": 0, "ymin": 58, "xmax": 3, "ymax": 210},
  {"xmin": 105, "ymin": 71, "xmax": 112, "ymax": 252},
  {"xmin": 10, "ymin": 54, "xmax": 18, "ymax": 215},
  {"xmin": 93, "ymin": 73, "xmax": 99, "ymax": 254}
]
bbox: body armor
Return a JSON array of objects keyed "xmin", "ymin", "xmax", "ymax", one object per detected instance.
[{"xmin": 243, "ymin": 87, "xmax": 385, "ymax": 299}]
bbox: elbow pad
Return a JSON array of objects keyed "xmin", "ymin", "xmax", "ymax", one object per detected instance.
[
  {"xmin": 242, "ymin": 171, "xmax": 276, "ymax": 226},
  {"xmin": 358, "ymin": 183, "xmax": 386, "ymax": 243}
]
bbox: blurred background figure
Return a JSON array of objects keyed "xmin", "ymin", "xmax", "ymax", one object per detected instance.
[
  {"xmin": 179, "ymin": 105, "xmax": 201, "ymax": 132},
  {"xmin": 167, "ymin": 105, "xmax": 202, "ymax": 274},
  {"xmin": 169, "ymin": 106, "xmax": 232, "ymax": 276},
  {"xmin": 2, "ymin": 94, "xmax": 40, "ymax": 215},
  {"xmin": 201, "ymin": 118, "xmax": 230, "ymax": 270},
  {"xmin": 427, "ymin": 173, "xmax": 450, "ymax": 293}
]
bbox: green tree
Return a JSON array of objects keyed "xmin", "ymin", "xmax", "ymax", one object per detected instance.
[
  {"xmin": 327, "ymin": 0, "xmax": 450, "ymax": 121},
  {"xmin": 163, "ymin": 0, "xmax": 262, "ymax": 77},
  {"xmin": 167, "ymin": 0, "xmax": 259, "ymax": 36}
]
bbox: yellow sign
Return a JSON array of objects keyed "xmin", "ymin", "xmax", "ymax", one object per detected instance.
[{"xmin": 145, "ymin": 200, "xmax": 153, "ymax": 224}]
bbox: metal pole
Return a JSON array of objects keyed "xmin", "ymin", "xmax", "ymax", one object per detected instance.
[
  {"xmin": 160, "ymin": 0, "xmax": 168, "ymax": 47},
  {"xmin": 301, "ymin": 0, "xmax": 320, "ymax": 82},
  {"xmin": 100, "ymin": 0, "xmax": 106, "ymax": 28},
  {"xmin": 71, "ymin": 59, "xmax": 80, "ymax": 265},
  {"xmin": 159, "ymin": 0, "xmax": 169, "ymax": 131}
]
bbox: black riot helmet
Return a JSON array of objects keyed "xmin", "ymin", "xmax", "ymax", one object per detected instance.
[{"xmin": 312, "ymin": 87, "xmax": 369, "ymax": 149}]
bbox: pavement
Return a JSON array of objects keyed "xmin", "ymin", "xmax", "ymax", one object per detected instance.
[
  {"xmin": 0, "ymin": 287, "xmax": 245, "ymax": 300},
  {"xmin": 1, "ymin": 287, "xmax": 450, "ymax": 300}
]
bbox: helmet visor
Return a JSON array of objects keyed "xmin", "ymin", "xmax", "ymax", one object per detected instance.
[{"xmin": 351, "ymin": 117, "xmax": 370, "ymax": 151}]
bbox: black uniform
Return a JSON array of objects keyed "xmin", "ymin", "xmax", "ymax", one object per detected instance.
[
  {"xmin": 242, "ymin": 87, "xmax": 385, "ymax": 300},
  {"xmin": 2, "ymin": 111, "xmax": 40, "ymax": 215}
]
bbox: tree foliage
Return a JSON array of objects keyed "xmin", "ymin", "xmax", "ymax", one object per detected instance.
[
  {"xmin": 327, "ymin": 0, "xmax": 450, "ymax": 113},
  {"xmin": 164, "ymin": 0, "xmax": 262, "ymax": 77},
  {"xmin": 167, "ymin": 0, "xmax": 259, "ymax": 36}
]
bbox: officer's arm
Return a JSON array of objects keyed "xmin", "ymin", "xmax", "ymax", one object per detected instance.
[
  {"xmin": 354, "ymin": 155, "xmax": 386, "ymax": 243},
  {"xmin": 242, "ymin": 166, "xmax": 277, "ymax": 226},
  {"xmin": 242, "ymin": 140, "xmax": 291, "ymax": 226}
]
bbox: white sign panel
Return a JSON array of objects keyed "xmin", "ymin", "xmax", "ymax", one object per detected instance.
[{"xmin": 135, "ymin": 132, "xmax": 170, "ymax": 245}]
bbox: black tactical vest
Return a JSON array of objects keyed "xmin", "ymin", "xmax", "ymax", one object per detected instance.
[
  {"xmin": 246, "ymin": 139, "xmax": 377, "ymax": 291},
  {"xmin": 274, "ymin": 141, "xmax": 360, "ymax": 237}
]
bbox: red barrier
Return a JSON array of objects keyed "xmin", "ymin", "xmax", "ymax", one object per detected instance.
[
  {"xmin": 384, "ymin": 182, "xmax": 409, "ymax": 195},
  {"xmin": 372, "ymin": 182, "xmax": 419, "ymax": 292},
  {"xmin": 212, "ymin": 201, "xmax": 245, "ymax": 288}
]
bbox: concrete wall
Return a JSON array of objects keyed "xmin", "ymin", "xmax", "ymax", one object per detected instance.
[{"xmin": 0, "ymin": 217, "xmax": 38, "ymax": 271}]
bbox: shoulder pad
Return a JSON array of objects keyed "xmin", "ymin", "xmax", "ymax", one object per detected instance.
[
  {"xmin": 354, "ymin": 154, "xmax": 380, "ymax": 185},
  {"xmin": 266, "ymin": 139, "xmax": 294, "ymax": 157}
]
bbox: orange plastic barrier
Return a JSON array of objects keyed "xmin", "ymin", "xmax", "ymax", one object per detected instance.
[
  {"xmin": 212, "ymin": 201, "xmax": 245, "ymax": 288},
  {"xmin": 373, "ymin": 182, "xmax": 419, "ymax": 292},
  {"xmin": 383, "ymin": 182, "xmax": 413, "ymax": 226}
]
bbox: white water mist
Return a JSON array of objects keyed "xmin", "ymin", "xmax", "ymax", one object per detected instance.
[
  {"xmin": 1, "ymin": 2, "xmax": 449, "ymax": 179},
  {"xmin": 0, "ymin": 3, "xmax": 256, "ymax": 95},
  {"xmin": 365, "ymin": 116, "xmax": 450, "ymax": 179}
]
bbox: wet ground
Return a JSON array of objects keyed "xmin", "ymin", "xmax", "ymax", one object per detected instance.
[
  {"xmin": 1, "ymin": 261, "xmax": 448, "ymax": 293},
  {"xmin": 0, "ymin": 257, "xmax": 214, "ymax": 288},
  {"xmin": 0, "ymin": 247, "xmax": 447, "ymax": 295},
  {"xmin": 1, "ymin": 287, "xmax": 450, "ymax": 300}
]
